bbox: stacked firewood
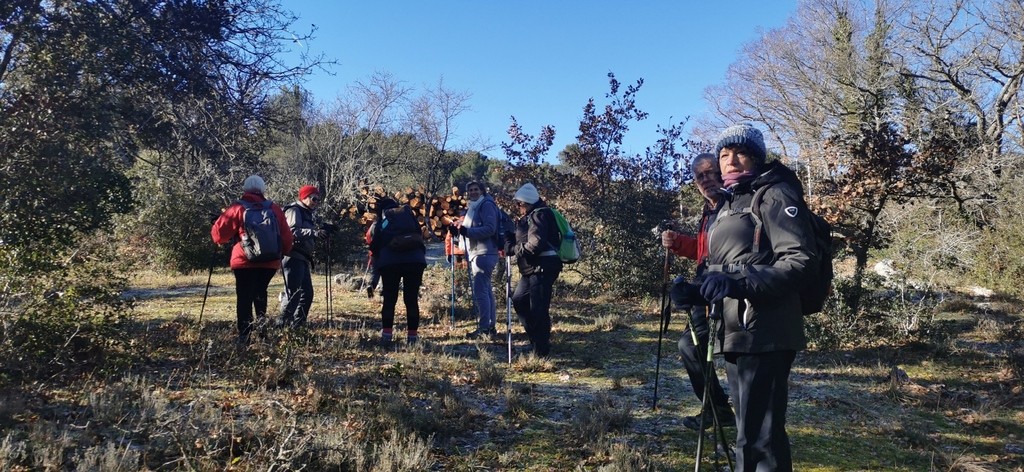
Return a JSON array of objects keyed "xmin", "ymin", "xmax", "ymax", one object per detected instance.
[
  {"xmin": 348, "ymin": 186, "xmax": 469, "ymax": 239},
  {"xmin": 427, "ymin": 186, "xmax": 470, "ymax": 236}
]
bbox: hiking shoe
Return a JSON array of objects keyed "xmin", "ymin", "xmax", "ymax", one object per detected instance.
[
  {"xmin": 407, "ymin": 335, "xmax": 419, "ymax": 345},
  {"xmin": 682, "ymin": 409, "xmax": 736, "ymax": 431},
  {"xmin": 380, "ymin": 331, "xmax": 393, "ymax": 346},
  {"xmin": 466, "ymin": 327, "xmax": 496, "ymax": 340}
]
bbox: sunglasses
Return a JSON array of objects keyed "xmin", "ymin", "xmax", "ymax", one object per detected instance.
[{"xmin": 311, "ymin": 196, "xmax": 321, "ymax": 202}]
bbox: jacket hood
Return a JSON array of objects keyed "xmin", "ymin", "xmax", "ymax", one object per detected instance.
[{"xmin": 751, "ymin": 161, "xmax": 804, "ymax": 199}]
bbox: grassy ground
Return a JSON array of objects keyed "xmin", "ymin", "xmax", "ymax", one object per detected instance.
[{"xmin": 1, "ymin": 263, "xmax": 1022, "ymax": 471}]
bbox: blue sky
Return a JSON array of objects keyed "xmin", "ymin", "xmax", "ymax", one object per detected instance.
[{"xmin": 279, "ymin": 1, "xmax": 797, "ymax": 157}]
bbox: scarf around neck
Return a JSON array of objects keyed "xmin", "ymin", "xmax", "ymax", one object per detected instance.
[
  {"xmin": 459, "ymin": 196, "xmax": 486, "ymax": 250},
  {"xmin": 723, "ymin": 170, "xmax": 756, "ymax": 189}
]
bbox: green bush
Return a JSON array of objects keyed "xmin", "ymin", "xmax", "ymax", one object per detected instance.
[
  {"xmin": 806, "ymin": 276, "xmax": 862, "ymax": 349},
  {"xmin": 970, "ymin": 222, "xmax": 1024, "ymax": 299},
  {"xmin": 0, "ymin": 233, "xmax": 134, "ymax": 382},
  {"xmin": 316, "ymin": 216, "xmax": 366, "ymax": 271},
  {"xmin": 566, "ymin": 187, "xmax": 681, "ymax": 298},
  {"xmin": 122, "ymin": 169, "xmax": 226, "ymax": 273},
  {"xmin": 807, "ymin": 272, "xmax": 942, "ymax": 349}
]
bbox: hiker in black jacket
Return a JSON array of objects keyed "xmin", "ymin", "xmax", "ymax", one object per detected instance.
[
  {"xmin": 503, "ymin": 183, "xmax": 562, "ymax": 357},
  {"xmin": 701, "ymin": 123, "xmax": 818, "ymax": 472},
  {"xmin": 278, "ymin": 185, "xmax": 324, "ymax": 328},
  {"xmin": 368, "ymin": 197, "xmax": 427, "ymax": 345}
]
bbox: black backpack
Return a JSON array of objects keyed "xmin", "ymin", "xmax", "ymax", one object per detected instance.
[
  {"xmin": 380, "ymin": 206, "xmax": 424, "ymax": 252},
  {"xmin": 238, "ymin": 199, "xmax": 283, "ymax": 262},
  {"xmin": 750, "ymin": 184, "xmax": 834, "ymax": 315}
]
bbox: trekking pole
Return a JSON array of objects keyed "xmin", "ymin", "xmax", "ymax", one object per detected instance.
[
  {"xmin": 708, "ymin": 308, "xmax": 734, "ymax": 471},
  {"xmin": 198, "ymin": 249, "xmax": 216, "ymax": 326},
  {"xmin": 652, "ymin": 248, "xmax": 672, "ymax": 410},
  {"xmin": 506, "ymin": 254, "xmax": 513, "ymax": 364},
  {"xmin": 694, "ymin": 306, "xmax": 712, "ymax": 470},
  {"xmin": 450, "ymin": 254, "xmax": 457, "ymax": 328},
  {"xmin": 325, "ymin": 233, "xmax": 332, "ymax": 328},
  {"xmin": 467, "ymin": 257, "xmax": 477, "ymax": 319},
  {"xmin": 694, "ymin": 304, "xmax": 734, "ymax": 472},
  {"xmin": 358, "ymin": 254, "xmax": 372, "ymax": 292}
]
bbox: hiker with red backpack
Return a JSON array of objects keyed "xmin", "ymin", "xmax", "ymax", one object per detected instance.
[
  {"xmin": 211, "ymin": 175, "xmax": 294, "ymax": 345},
  {"xmin": 503, "ymin": 183, "xmax": 562, "ymax": 358},
  {"xmin": 683, "ymin": 123, "xmax": 820, "ymax": 472},
  {"xmin": 367, "ymin": 197, "xmax": 427, "ymax": 345}
]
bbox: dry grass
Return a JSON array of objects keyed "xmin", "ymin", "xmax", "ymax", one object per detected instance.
[{"xmin": 0, "ymin": 265, "xmax": 1021, "ymax": 470}]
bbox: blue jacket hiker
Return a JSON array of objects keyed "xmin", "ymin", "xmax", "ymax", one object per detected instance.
[{"xmin": 452, "ymin": 181, "xmax": 502, "ymax": 340}]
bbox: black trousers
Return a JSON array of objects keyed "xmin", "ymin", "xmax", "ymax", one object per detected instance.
[
  {"xmin": 725, "ymin": 350, "xmax": 797, "ymax": 472},
  {"xmin": 279, "ymin": 256, "xmax": 313, "ymax": 326},
  {"xmin": 232, "ymin": 268, "xmax": 277, "ymax": 341},
  {"xmin": 678, "ymin": 306, "xmax": 731, "ymax": 412},
  {"xmin": 511, "ymin": 259, "xmax": 561, "ymax": 356},
  {"xmin": 379, "ymin": 263, "xmax": 426, "ymax": 332}
]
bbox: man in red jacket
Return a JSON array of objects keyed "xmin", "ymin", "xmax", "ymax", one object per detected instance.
[
  {"xmin": 661, "ymin": 153, "xmax": 735, "ymax": 430},
  {"xmin": 211, "ymin": 175, "xmax": 294, "ymax": 345}
]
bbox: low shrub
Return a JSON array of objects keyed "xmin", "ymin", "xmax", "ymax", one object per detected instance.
[{"xmin": 0, "ymin": 233, "xmax": 135, "ymax": 382}]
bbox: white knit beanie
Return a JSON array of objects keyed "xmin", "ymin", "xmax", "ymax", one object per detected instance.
[
  {"xmin": 715, "ymin": 123, "xmax": 767, "ymax": 165},
  {"xmin": 242, "ymin": 175, "xmax": 266, "ymax": 194},
  {"xmin": 513, "ymin": 183, "xmax": 540, "ymax": 204}
]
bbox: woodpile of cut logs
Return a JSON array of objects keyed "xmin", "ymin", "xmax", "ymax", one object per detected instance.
[{"xmin": 347, "ymin": 186, "xmax": 469, "ymax": 239}]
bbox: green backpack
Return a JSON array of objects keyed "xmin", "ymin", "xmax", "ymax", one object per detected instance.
[{"xmin": 548, "ymin": 208, "xmax": 580, "ymax": 264}]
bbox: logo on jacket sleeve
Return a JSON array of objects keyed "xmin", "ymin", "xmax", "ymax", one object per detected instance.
[{"xmin": 784, "ymin": 206, "xmax": 799, "ymax": 217}]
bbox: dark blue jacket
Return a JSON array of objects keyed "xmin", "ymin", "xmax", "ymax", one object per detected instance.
[{"xmin": 369, "ymin": 205, "xmax": 426, "ymax": 269}]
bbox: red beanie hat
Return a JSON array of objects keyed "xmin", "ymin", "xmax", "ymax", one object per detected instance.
[{"xmin": 299, "ymin": 185, "xmax": 320, "ymax": 201}]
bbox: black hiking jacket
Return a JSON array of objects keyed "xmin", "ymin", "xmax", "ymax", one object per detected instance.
[
  {"xmin": 706, "ymin": 160, "xmax": 817, "ymax": 354},
  {"xmin": 509, "ymin": 200, "xmax": 561, "ymax": 276},
  {"xmin": 284, "ymin": 201, "xmax": 317, "ymax": 262}
]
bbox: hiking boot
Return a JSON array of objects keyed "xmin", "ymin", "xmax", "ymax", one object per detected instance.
[
  {"xmin": 380, "ymin": 330, "xmax": 393, "ymax": 346},
  {"xmin": 682, "ymin": 408, "xmax": 736, "ymax": 431},
  {"xmin": 236, "ymin": 333, "xmax": 251, "ymax": 349},
  {"xmin": 465, "ymin": 327, "xmax": 497, "ymax": 340}
]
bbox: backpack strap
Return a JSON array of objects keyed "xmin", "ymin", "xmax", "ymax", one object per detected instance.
[
  {"xmin": 524, "ymin": 207, "xmax": 560, "ymax": 253},
  {"xmin": 239, "ymin": 199, "xmax": 272, "ymax": 211},
  {"xmin": 544, "ymin": 207, "xmax": 562, "ymax": 251}
]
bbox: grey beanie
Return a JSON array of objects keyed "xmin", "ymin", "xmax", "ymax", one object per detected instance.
[
  {"xmin": 715, "ymin": 123, "xmax": 767, "ymax": 165},
  {"xmin": 242, "ymin": 175, "xmax": 266, "ymax": 194}
]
